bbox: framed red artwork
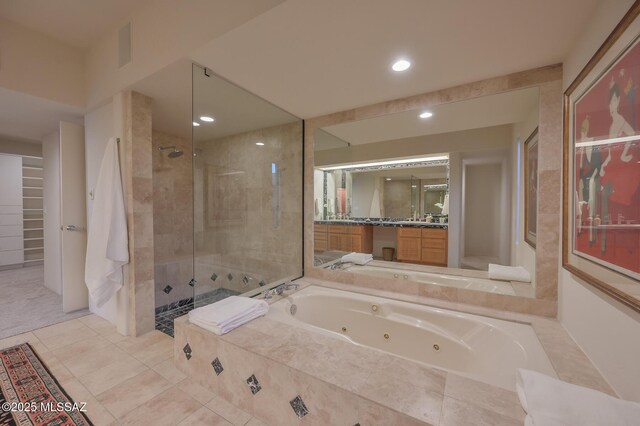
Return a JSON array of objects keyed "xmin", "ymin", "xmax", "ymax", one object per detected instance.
[
  {"xmin": 524, "ymin": 128, "xmax": 538, "ymax": 248},
  {"xmin": 563, "ymin": 1, "xmax": 640, "ymax": 312}
]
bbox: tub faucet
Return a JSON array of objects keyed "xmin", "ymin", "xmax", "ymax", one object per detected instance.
[
  {"xmin": 274, "ymin": 281, "xmax": 299, "ymax": 295},
  {"xmin": 261, "ymin": 281, "xmax": 299, "ymax": 299}
]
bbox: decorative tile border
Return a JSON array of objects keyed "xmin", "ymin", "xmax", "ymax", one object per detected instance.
[
  {"xmin": 211, "ymin": 357, "xmax": 224, "ymax": 376},
  {"xmin": 246, "ymin": 374, "xmax": 262, "ymax": 395},
  {"xmin": 289, "ymin": 395, "xmax": 309, "ymax": 418}
]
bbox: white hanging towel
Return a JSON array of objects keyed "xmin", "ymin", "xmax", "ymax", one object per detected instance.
[
  {"xmin": 85, "ymin": 138, "xmax": 129, "ymax": 307},
  {"xmin": 441, "ymin": 193, "xmax": 449, "ymax": 215}
]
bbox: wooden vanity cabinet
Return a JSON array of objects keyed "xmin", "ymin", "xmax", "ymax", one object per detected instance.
[
  {"xmin": 327, "ymin": 225, "xmax": 373, "ymax": 253},
  {"xmin": 396, "ymin": 228, "xmax": 422, "ymax": 262},
  {"xmin": 397, "ymin": 227, "xmax": 448, "ymax": 266},
  {"xmin": 314, "ymin": 224, "xmax": 328, "ymax": 252}
]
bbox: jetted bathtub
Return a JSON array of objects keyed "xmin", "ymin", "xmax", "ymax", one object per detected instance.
[
  {"xmin": 267, "ymin": 285, "xmax": 556, "ymax": 390},
  {"xmin": 344, "ymin": 264, "xmax": 516, "ymax": 295}
]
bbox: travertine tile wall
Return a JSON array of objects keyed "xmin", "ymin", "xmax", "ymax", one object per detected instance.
[
  {"xmin": 304, "ymin": 65, "xmax": 563, "ymax": 317},
  {"xmin": 193, "ymin": 122, "xmax": 303, "ymax": 295},
  {"xmin": 152, "ymin": 130, "xmax": 194, "ymax": 308},
  {"xmin": 122, "ymin": 91, "xmax": 155, "ymax": 336}
]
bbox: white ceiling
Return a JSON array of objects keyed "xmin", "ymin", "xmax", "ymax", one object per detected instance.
[
  {"xmin": 322, "ymin": 87, "xmax": 539, "ymax": 146},
  {"xmin": 193, "ymin": 0, "xmax": 599, "ymax": 118},
  {"xmin": 0, "ymin": 87, "xmax": 83, "ymax": 141},
  {"xmin": 130, "ymin": 60, "xmax": 298, "ymax": 142},
  {"xmin": 0, "ymin": 0, "xmax": 147, "ymax": 49}
]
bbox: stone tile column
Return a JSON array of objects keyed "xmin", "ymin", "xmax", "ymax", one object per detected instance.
[
  {"xmin": 535, "ymin": 80, "xmax": 563, "ymax": 300},
  {"xmin": 122, "ymin": 91, "xmax": 155, "ymax": 336}
]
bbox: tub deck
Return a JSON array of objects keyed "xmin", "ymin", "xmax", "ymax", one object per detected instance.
[{"xmin": 174, "ymin": 278, "xmax": 615, "ymax": 426}]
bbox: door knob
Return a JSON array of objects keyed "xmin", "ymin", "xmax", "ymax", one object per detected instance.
[{"xmin": 65, "ymin": 225, "xmax": 84, "ymax": 231}]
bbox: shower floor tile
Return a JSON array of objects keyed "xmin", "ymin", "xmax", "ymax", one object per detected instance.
[{"xmin": 155, "ymin": 288, "xmax": 241, "ymax": 337}]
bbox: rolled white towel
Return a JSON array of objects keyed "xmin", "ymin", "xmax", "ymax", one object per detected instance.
[
  {"xmin": 341, "ymin": 252, "xmax": 373, "ymax": 265},
  {"xmin": 189, "ymin": 296, "xmax": 268, "ymax": 335},
  {"xmin": 517, "ymin": 369, "xmax": 640, "ymax": 426},
  {"xmin": 488, "ymin": 264, "xmax": 531, "ymax": 282}
]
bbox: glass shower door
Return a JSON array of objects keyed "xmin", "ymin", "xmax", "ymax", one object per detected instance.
[{"xmin": 191, "ymin": 65, "xmax": 303, "ymax": 306}]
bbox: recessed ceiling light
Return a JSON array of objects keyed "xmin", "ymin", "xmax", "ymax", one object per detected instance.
[
  {"xmin": 192, "ymin": 121, "xmax": 200, "ymax": 127},
  {"xmin": 200, "ymin": 116, "xmax": 215, "ymax": 122},
  {"xmin": 419, "ymin": 111, "xmax": 433, "ymax": 119},
  {"xmin": 391, "ymin": 59, "xmax": 411, "ymax": 72},
  {"xmin": 256, "ymin": 142, "xmax": 265, "ymax": 146},
  {"xmin": 386, "ymin": 178, "xmax": 392, "ymax": 181}
]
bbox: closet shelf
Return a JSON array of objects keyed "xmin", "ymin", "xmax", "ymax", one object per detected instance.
[
  {"xmin": 24, "ymin": 247, "xmax": 44, "ymax": 251},
  {"xmin": 24, "ymin": 228, "xmax": 44, "ymax": 231},
  {"xmin": 24, "ymin": 237, "xmax": 44, "ymax": 241},
  {"xmin": 22, "ymin": 186, "xmax": 43, "ymax": 190},
  {"xmin": 22, "ymin": 166, "xmax": 43, "ymax": 170},
  {"xmin": 23, "ymin": 258, "xmax": 43, "ymax": 263}
]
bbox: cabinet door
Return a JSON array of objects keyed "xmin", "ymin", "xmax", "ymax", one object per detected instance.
[
  {"xmin": 397, "ymin": 237, "xmax": 421, "ymax": 262},
  {"xmin": 421, "ymin": 248, "xmax": 447, "ymax": 265},
  {"xmin": 350, "ymin": 235, "xmax": 362, "ymax": 252},
  {"xmin": 328, "ymin": 233, "xmax": 343, "ymax": 251}
]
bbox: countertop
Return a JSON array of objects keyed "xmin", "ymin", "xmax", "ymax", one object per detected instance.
[{"xmin": 314, "ymin": 219, "xmax": 448, "ymax": 229}]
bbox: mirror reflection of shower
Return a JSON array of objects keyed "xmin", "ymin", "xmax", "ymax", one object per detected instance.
[{"xmin": 158, "ymin": 145, "xmax": 184, "ymax": 158}]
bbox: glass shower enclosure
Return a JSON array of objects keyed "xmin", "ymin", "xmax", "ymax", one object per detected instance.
[
  {"xmin": 191, "ymin": 65, "xmax": 304, "ymax": 309},
  {"xmin": 154, "ymin": 64, "xmax": 303, "ymax": 336}
]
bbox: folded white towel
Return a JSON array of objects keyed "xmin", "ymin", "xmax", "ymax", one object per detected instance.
[
  {"xmin": 188, "ymin": 296, "xmax": 269, "ymax": 335},
  {"xmin": 517, "ymin": 369, "xmax": 640, "ymax": 426},
  {"xmin": 341, "ymin": 252, "xmax": 373, "ymax": 265},
  {"xmin": 488, "ymin": 264, "xmax": 531, "ymax": 282}
]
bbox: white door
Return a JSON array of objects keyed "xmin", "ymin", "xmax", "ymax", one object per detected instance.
[{"xmin": 59, "ymin": 122, "xmax": 88, "ymax": 312}]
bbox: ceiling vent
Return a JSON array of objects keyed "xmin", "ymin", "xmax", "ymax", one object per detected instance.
[{"xmin": 118, "ymin": 22, "xmax": 132, "ymax": 68}]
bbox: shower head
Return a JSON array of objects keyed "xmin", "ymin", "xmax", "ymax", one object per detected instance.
[{"xmin": 158, "ymin": 146, "xmax": 184, "ymax": 158}]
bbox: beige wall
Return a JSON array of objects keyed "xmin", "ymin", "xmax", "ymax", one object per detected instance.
[
  {"xmin": 560, "ymin": 0, "xmax": 640, "ymax": 401},
  {"xmin": 85, "ymin": 0, "xmax": 285, "ymax": 109},
  {"xmin": 0, "ymin": 138, "xmax": 42, "ymax": 157},
  {"xmin": 193, "ymin": 121, "xmax": 303, "ymax": 295},
  {"xmin": 315, "ymin": 124, "xmax": 512, "ymax": 167},
  {"xmin": 0, "ymin": 18, "xmax": 84, "ymax": 107},
  {"xmin": 152, "ymin": 131, "xmax": 193, "ymax": 308}
]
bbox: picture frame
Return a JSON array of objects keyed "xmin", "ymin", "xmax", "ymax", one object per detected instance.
[
  {"xmin": 563, "ymin": 1, "xmax": 640, "ymax": 313},
  {"xmin": 524, "ymin": 127, "xmax": 539, "ymax": 248}
]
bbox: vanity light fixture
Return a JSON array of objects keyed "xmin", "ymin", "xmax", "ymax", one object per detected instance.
[
  {"xmin": 385, "ymin": 178, "xmax": 392, "ymax": 181},
  {"xmin": 319, "ymin": 155, "xmax": 448, "ymax": 171},
  {"xmin": 411, "ymin": 185, "xmax": 417, "ymax": 188},
  {"xmin": 256, "ymin": 142, "xmax": 265, "ymax": 146},
  {"xmin": 391, "ymin": 59, "xmax": 411, "ymax": 72},
  {"xmin": 200, "ymin": 116, "xmax": 215, "ymax": 122},
  {"xmin": 192, "ymin": 122, "xmax": 200, "ymax": 127},
  {"xmin": 419, "ymin": 111, "xmax": 433, "ymax": 119}
]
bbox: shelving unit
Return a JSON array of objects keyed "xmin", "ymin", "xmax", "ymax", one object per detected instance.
[{"xmin": 22, "ymin": 156, "xmax": 44, "ymax": 266}]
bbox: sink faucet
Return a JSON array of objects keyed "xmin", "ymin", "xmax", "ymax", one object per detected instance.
[
  {"xmin": 329, "ymin": 261, "xmax": 352, "ymax": 270},
  {"xmin": 262, "ymin": 281, "xmax": 300, "ymax": 299}
]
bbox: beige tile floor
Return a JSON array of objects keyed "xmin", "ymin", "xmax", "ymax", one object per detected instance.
[{"xmin": 0, "ymin": 315, "xmax": 266, "ymax": 426}]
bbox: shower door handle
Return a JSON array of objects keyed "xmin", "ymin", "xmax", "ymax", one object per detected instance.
[{"xmin": 65, "ymin": 225, "xmax": 84, "ymax": 232}]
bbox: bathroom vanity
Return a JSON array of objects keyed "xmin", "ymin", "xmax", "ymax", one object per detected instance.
[{"xmin": 315, "ymin": 220, "xmax": 448, "ymax": 267}]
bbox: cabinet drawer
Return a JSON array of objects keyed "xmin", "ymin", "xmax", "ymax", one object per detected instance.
[
  {"xmin": 314, "ymin": 224, "xmax": 328, "ymax": 233},
  {"xmin": 0, "ymin": 236, "xmax": 23, "ymax": 251},
  {"xmin": 348, "ymin": 225, "xmax": 364, "ymax": 235},
  {"xmin": 328, "ymin": 225, "xmax": 348, "ymax": 234},
  {"xmin": 314, "ymin": 239, "xmax": 328, "ymax": 252},
  {"xmin": 421, "ymin": 228, "xmax": 447, "ymax": 239},
  {"xmin": 314, "ymin": 231, "xmax": 327, "ymax": 241},
  {"xmin": 0, "ymin": 249, "xmax": 24, "ymax": 266},
  {"xmin": 421, "ymin": 248, "xmax": 447, "ymax": 265},
  {"xmin": 0, "ymin": 225, "xmax": 22, "ymax": 237},
  {"xmin": 422, "ymin": 238, "xmax": 446, "ymax": 249},
  {"xmin": 397, "ymin": 227, "xmax": 422, "ymax": 238}
]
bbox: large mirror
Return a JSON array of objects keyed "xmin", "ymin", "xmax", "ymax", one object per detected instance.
[{"xmin": 313, "ymin": 87, "xmax": 539, "ymax": 298}]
